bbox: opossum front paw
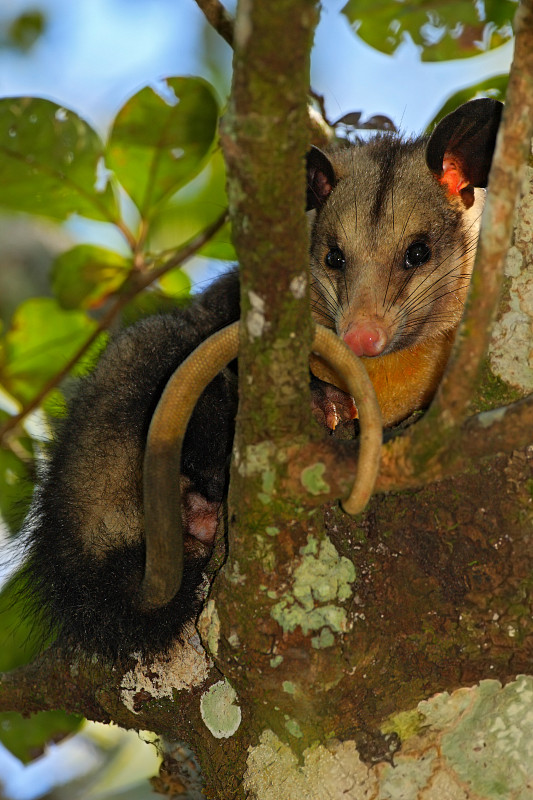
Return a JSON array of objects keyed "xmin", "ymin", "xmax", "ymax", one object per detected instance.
[{"xmin": 310, "ymin": 380, "xmax": 357, "ymax": 431}]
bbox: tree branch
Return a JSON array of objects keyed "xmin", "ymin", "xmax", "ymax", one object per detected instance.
[
  {"xmin": 0, "ymin": 649, "xmax": 113, "ymax": 722},
  {"xmin": 376, "ymin": 395, "xmax": 533, "ymax": 492},
  {"xmin": 194, "ymin": 0, "xmax": 234, "ymax": 46},
  {"xmin": 281, "ymin": 393, "xmax": 533, "ymax": 505},
  {"xmin": 408, "ymin": 0, "xmax": 533, "ymax": 455},
  {"xmin": 0, "ymin": 639, "xmax": 217, "ymax": 746}
]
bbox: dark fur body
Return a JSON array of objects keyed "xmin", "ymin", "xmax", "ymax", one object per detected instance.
[
  {"xmin": 22, "ymin": 100, "xmax": 502, "ymax": 659},
  {"xmin": 23, "ymin": 272, "xmax": 241, "ymax": 657}
]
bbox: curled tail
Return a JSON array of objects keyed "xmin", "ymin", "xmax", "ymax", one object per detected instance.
[{"xmin": 23, "ymin": 272, "xmax": 240, "ymax": 659}]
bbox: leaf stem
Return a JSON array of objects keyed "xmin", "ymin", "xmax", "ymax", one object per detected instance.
[{"xmin": 0, "ymin": 210, "xmax": 228, "ymax": 445}]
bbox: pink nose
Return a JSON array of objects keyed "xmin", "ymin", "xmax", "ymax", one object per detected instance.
[{"xmin": 343, "ymin": 324, "xmax": 387, "ymax": 357}]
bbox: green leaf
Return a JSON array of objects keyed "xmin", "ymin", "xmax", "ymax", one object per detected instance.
[
  {"xmin": 200, "ymin": 221, "xmax": 235, "ymax": 260},
  {"xmin": 0, "ymin": 711, "xmax": 83, "ymax": 763},
  {"xmin": 0, "ymin": 439, "xmax": 33, "ymax": 532},
  {"xmin": 426, "ymin": 76, "xmax": 509, "ymax": 129},
  {"xmin": 0, "ymin": 574, "xmax": 47, "ymax": 672},
  {"xmin": 159, "ymin": 268, "xmax": 192, "ymax": 300},
  {"xmin": 150, "ymin": 150, "xmax": 235, "ymax": 261},
  {"xmin": 7, "ymin": 10, "xmax": 46, "ymax": 51},
  {"xmin": 342, "ymin": 0, "xmax": 517, "ymax": 62},
  {"xmin": 1, "ymin": 298, "xmax": 100, "ymax": 404},
  {"xmin": 107, "ymin": 77, "xmax": 219, "ymax": 217},
  {"xmin": 0, "ymin": 570, "xmax": 83, "ymax": 765},
  {"xmin": 0, "ymin": 97, "xmax": 119, "ymax": 221},
  {"xmin": 52, "ymin": 245, "xmax": 132, "ymax": 310}
]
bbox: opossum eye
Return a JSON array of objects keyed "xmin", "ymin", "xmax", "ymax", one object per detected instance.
[
  {"xmin": 404, "ymin": 241, "xmax": 431, "ymax": 270},
  {"xmin": 325, "ymin": 247, "xmax": 346, "ymax": 271}
]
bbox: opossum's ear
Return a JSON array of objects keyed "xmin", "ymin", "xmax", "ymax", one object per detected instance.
[
  {"xmin": 306, "ymin": 146, "xmax": 336, "ymax": 210},
  {"xmin": 426, "ymin": 98, "xmax": 503, "ymax": 202}
]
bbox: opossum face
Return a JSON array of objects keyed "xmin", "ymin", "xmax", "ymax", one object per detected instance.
[
  {"xmin": 307, "ymin": 99, "xmax": 502, "ymax": 361},
  {"xmin": 308, "ymin": 137, "xmax": 485, "ymax": 357}
]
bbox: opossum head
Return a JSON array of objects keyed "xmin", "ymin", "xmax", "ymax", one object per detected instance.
[{"xmin": 307, "ymin": 99, "xmax": 502, "ymax": 360}]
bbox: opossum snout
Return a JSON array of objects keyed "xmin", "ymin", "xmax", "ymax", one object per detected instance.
[{"xmin": 343, "ymin": 322, "xmax": 388, "ymax": 357}]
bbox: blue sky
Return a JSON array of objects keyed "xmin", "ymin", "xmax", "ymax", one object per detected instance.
[
  {"xmin": 0, "ymin": 0, "xmax": 512, "ymax": 135},
  {"xmin": 0, "ymin": 0, "xmax": 512, "ymax": 268}
]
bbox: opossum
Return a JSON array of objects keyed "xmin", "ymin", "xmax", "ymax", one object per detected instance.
[
  {"xmin": 306, "ymin": 98, "xmax": 502, "ymax": 425},
  {"xmin": 22, "ymin": 98, "xmax": 502, "ymax": 659}
]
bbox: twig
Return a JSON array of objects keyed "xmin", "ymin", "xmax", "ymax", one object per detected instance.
[
  {"xmin": 147, "ymin": 209, "xmax": 228, "ymax": 281},
  {"xmin": 194, "ymin": 0, "xmax": 234, "ymax": 46},
  {"xmin": 0, "ymin": 210, "xmax": 228, "ymax": 444}
]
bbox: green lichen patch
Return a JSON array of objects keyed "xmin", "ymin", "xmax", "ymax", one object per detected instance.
[
  {"xmin": 381, "ymin": 709, "xmax": 424, "ymax": 741},
  {"xmin": 311, "ymin": 627, "xmax": 335, "ymax": 649},
  {"xmin": 258, "ymin": 466, "xmax": 277, "ymax": 504},
  {"xmin": 374, "ymin": 677, "xmax": 533, "ymax": 799},
  {"xmin": 197, "ymin": 599, "xmax": 220, "ymax": 658},
  {"xmin": 379, "ymin": 749, "xmax": 437, "ymax": 797},
  {"xmin": 238, "ymin": 440, "xmax": 277, "ymax": 478},
  {"xmin": 282, "ymin": 681, "xmax": 297, "ymax": 694},
  {"xmin": 245, "ymin": 680, "xmax": 533, "ymax": 799},
  {"xmin": 284, "ymin": 718, "xmax": 303, "ymax": 738},
  {"xmin": 270, "ymin": 535, "xmax": 356, "ymax": 637},
  {"xmin": 200, "ymin": 679, "xmax": 242, "ymax": 739},
  {"xmin": 225, "ymin": 559, "xmax": 246, "ymax": 586},
  {"xmin": 440, "ymin": 676, "xmax": 533, "ymax": 798},
  {"xmin": 254, "ymin": 533, "xmax": 276, "ymax": 572},
  {"xmin": 477, "ymin": 406, "xmax": 508, "ymax": 428},
  {"xmin": 300, "ymin": 462, "xmax": 330, "ymax": 496}
]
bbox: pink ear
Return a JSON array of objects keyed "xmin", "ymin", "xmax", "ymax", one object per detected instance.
[
  {"xmin": 425, "ymin": 99, "xmax": 502, "ymax": 190},
  {"xmin": 311, "ymin": 166, "xmax": 333, "ymax": 199},
  {"xmin": 439, "ymin": 154, "xmax": 470, "ymax": 195}
]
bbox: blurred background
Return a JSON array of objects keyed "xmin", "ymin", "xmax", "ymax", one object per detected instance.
[
  {"xmin": 0, "ymin": 0, "xmax": 513, "ymax": 324},
  {"xmin": 0, "ymin": 0, "xmax": 515, "ymax": 797}
]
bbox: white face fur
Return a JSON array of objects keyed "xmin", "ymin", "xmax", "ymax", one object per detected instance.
[{"xmin": 308, "ymin": 137, "xmax": 486, "ymax": 358}]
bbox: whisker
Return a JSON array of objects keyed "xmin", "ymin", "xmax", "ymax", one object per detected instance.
[
  {"xmin": 310, "ymin": 293, "xmax": 338, "ymax": 321},
  {"xmin": 350, "ymin": 146, "xmax": 358, "ymax": 236},
  {"xmin": 400, "ymin": 286, "xmax": 472, "ymax": 320},
  {"xmin": 386, "ymin": 218, "xmax": 479, "ymax": 313},
  {"xmin": 311, "ymin": 272, "xmax": 341, "ymax": 312},
  {"xmin": 384, "ymin": 196, "xmax": 421, "ymax": 311},
  {"xmin": 399, "ymin": 268, "xmax": 471, "ymax": 318},
  {"xmin": 389, "ymin": 233, "xmax": 477, "ymax": 315},
  {"xmin": 310, "ymin": 278, "xmax": 340, "ymax": 323}
]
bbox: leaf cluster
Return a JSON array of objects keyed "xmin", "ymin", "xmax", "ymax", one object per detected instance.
[
  {"xmin": 0, "ymin": 75, "xmax": 233, "ymax": 534},
  {"xmin": 343, "ymin": 0, "xmax": 516, "ymax": 62},
  {"xmin": 0, "ymin": 71, "xmax": 234, "ymax": 769}
]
